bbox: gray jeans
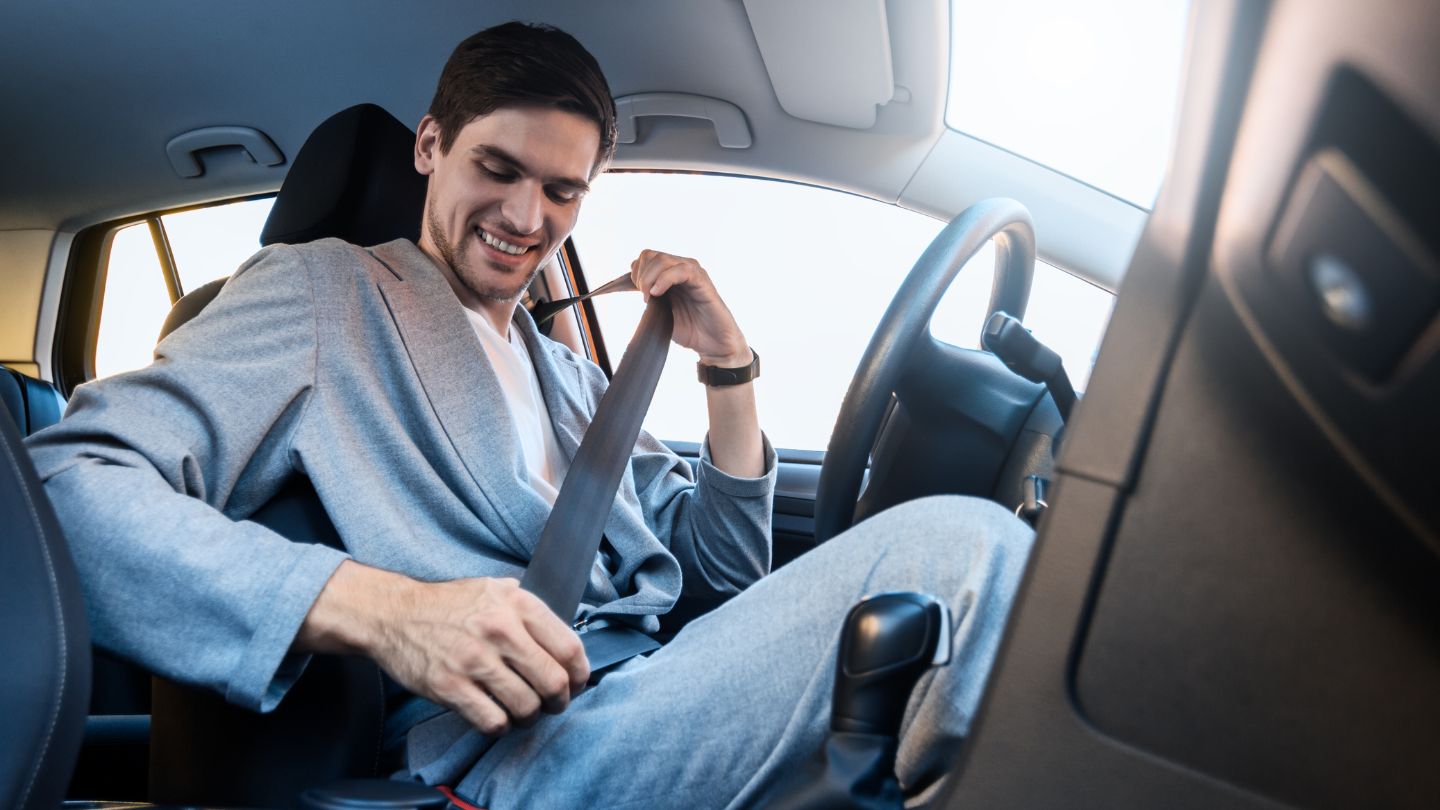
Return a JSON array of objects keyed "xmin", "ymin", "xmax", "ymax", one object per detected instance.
[{"xmin": 420, "ymin": 495, "xmax": 1034, "ymax": 809}]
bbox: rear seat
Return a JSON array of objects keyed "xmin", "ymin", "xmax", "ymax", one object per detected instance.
[
  {"xmin": 1, "ymin": 364, "xmax": 65, "ymax": 435},
  {"xmin": 2, "ymin": 363, "xmax": 151, "ymax": 801}
]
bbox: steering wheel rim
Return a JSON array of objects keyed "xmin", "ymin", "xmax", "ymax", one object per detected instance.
[{"xmin": 812, "ymin": 198, "xmax": 1036, "ymax": 543}]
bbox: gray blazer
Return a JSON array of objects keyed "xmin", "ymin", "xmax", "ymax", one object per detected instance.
[{"xmin": 26, "ymin": 238, "xmax": 775, "ymax": 712}]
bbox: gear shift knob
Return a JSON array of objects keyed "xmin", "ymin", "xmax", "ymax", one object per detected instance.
[{"xmin": 831, "ymin": 592, "xmax": 951, "ymax": 736}]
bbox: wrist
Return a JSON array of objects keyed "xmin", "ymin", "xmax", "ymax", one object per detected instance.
[
  {"xmin": 297, "ymin": 560, "xmax": 414, "ymax": 657},
  {"xmin": 698, "ymin": 346, "xmax": 760, "ymax": 387},
  {"xmin": 699, "ymin": 345, "xmax": 753, "ymax": 369}
]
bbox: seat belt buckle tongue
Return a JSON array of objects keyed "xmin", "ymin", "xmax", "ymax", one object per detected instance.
[{"xmin": 578, "ymin": 621, "xmax": 662, "ymax": 684}]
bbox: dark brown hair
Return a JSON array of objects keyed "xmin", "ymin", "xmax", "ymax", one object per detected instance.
[{"xmin": 427, "ymin": 22, "xmax": 618, "ymax": 174}]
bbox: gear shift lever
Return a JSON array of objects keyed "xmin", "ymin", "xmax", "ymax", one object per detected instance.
[
  {"xmin": 833, "ymin": 592, "xmax": 952, "ymax": 736},
  {"xmin": 764, "ymin": 592, "xmax": 951, "ymax": 810}
]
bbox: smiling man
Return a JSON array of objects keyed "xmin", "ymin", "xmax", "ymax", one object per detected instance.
[{"xmin": 27, "ymin": 21, "xmax": 1034, "ymax": 809}]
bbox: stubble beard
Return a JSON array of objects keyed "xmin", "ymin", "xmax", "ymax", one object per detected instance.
[{"xmin": 426, "ymin": 204, "xmax": 541, "ymax": 304}]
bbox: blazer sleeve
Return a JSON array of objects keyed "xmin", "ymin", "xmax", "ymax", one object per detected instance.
[
  {"xmin": 25, "ymin": 244, "xmax": 348, "ymax": 712},
  {"xmin": 634, "ymin": 428, "xmax": 778, "ymax": 599}
]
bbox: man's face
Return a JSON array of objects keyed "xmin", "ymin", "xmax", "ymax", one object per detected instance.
[{"xmin": 414, "ymin": 105, "xmax": 600, "ymax": 305}]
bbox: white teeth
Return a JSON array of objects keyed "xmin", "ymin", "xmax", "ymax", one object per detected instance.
[{"xmin": 479, "ymin": 228, "xmax": 529, "ymax": 256}]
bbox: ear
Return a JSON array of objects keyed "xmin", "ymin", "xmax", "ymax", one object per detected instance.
[{"xmin": 414, "ymin": 115, "xmax": 440, "ymax": 176}]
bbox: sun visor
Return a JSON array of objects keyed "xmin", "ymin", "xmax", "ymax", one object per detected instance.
[{"xmin": 743, "ymin": 0, "xmax": 896, "ymax": 129}]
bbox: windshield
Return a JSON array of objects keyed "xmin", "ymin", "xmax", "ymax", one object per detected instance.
[{"xmin": 946, "ymin": 0, "xmax": 1192, "ymax": 208}]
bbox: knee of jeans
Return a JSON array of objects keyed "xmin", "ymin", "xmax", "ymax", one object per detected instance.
[{"xmin": 865, "ymin": 494, "xmax": 1034, "ymax": 560}]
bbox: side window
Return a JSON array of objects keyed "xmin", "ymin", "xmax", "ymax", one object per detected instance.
[
  {"xmin": 570, "ymin": 173, "xmax": 1114, "ymax": 453},
  {"xmin": 94, "ymin": 224, "xmax": 174, "ymax": 381},
  {"xmin": 93, "ymin": 197, "xmax": 274, "ymax": 379}
]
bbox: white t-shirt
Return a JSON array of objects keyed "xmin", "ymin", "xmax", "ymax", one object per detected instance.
[{"xmin": 463, "ymin": 309, "xmax": 570, "ymax": 505}]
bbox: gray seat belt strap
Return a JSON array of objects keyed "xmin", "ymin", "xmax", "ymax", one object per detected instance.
[{"xmin": 520, "ymin": 294, "xmax": 674, "ymax": 625}]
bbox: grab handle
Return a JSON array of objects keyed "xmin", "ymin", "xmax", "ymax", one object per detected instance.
[
  {"xmin": 165, "ymin": 126, "xmax": 285, "ymax": 178},
  {"xmin": 615, "ymin": 92, "xmax": 752, "ymax": 149}
]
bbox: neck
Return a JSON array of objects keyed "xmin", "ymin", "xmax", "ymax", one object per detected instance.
[
  {"xmin": 416, "ymin": 239, "xmax": 519, "ymax": 336},
  {"xmin": 466, "ymin": 296, "xmax": 518, "ymax": 337}
]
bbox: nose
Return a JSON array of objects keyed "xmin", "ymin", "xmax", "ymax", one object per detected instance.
[{"xmin": 500, "ymin": 180, "xmax": 545, "ymax": 236}]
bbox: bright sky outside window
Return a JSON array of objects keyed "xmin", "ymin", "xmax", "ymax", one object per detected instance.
[
  {"xmin": 946, "ymin": 0, "xmax": 1191, "ymax": 208},
  {"xmin": 574, "ymin": 172, "xmax": 1113, "ymax": 452},
  {"xmin": 93, "ymin": 198, "xmax": 275, "ymax": 380},
  {"xmin": 95, "ymin": 224, "xmax": 170, "ymax": 379},
  {"xmin": 163, "ymin": 197, "xmax": 274, "ymax": 293}
]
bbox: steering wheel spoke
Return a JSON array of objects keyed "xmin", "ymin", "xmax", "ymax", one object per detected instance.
[{"xmin": 814, "ymin": 199, "xmax": 1037, "ymax": 543}]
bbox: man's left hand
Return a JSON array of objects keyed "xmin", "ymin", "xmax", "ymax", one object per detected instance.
[{"xmin": 630, "ymin": 250, "xmax": 751, "ymax": 367}]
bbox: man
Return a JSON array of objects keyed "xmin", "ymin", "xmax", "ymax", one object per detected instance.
[{"xmin": 28, "ymin": 21, "xmax": 1033, "ymax": 808}]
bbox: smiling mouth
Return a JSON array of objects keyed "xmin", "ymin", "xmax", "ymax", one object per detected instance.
[{"xmin": 476, "ymin": 226, "xmax": 533, "ymax": 256}]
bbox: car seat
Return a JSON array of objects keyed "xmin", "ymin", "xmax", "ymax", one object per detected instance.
[
  {"xmin": 146, "ymin": 103, "xmax": 429, "ymax": 807},
  {"xmin": 0, "ymin": 387, "xmax": 92, "ymax": 810},
  {"xmin": 4, "ymin": 364, "xmax": 153, "ymax": 802}
]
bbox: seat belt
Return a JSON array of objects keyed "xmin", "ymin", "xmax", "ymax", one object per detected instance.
[
  {"xmin": 405, "ymin": 283, "xmax": 673, "ymax": 787},
  {"xmin": 520, "ymin": 285, "xmax": 674, "ymax": 674}
]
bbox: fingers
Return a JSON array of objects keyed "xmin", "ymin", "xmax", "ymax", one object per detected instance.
[
  {"xmin": 467, "ymin": 647, "xmax": 546, "ymax": 727},
  {"xmin": 516, "ymin": 590, "xmax": 591, "ymax": 696},
  {"xmin": 630, "ymin": 249, "xmax": 710, "ymax": 301},
  {"xmin": 648, "ymin": 260, "xmax": 704, "ymax": 300},
  {"xmin": 374, "ymin": 577, "xmax": 590, "ymax": 738},
  {"xmin": 627, "ymin": 249, "xmax": 747, "ymax": 360},
  {"xmin": 468, "ymin": 581, "xmax": 585, "ymax": 722},
  {"xmin": 441, "ymin": 676, "xmax": 514, "ymax": 737}
]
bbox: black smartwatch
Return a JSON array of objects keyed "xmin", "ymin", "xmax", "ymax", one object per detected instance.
[{"xmin": 697, "ymin": 348, "xmax": 760, "ymax": 386}]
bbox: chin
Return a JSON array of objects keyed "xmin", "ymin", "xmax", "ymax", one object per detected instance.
[{"xmin": 465, "ymin": 265, "xmax": 540, "ymax": 304}]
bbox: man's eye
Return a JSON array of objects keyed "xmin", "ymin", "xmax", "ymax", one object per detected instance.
[
  {"xmin": 547, "ymin": 188, "xmax": 581, "ymax": 204},
  {"xmin": 479, "ymin": 164, "xmax": 517, "ymax": 182}
]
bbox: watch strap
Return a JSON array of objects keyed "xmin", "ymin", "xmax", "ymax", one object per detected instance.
[{"xmin": 697, "ymin": 348, "xmax": 760, "ymax": 386}]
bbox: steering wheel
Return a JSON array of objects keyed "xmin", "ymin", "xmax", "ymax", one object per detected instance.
[{"xmin": 812, "ymin": 198, "xmax": 1037, "ymax": 542}]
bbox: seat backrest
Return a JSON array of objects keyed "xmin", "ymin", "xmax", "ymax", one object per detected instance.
[
  {"xmin": 158, "ymin": 277, "xmax": 227, "ymax": 343},
  {"xmin": 0, "ymin": 366, "xmax": 26, "ymax": 431},
  {"xmin": 4, "ymin": 364, "xmax": 155, "ymax": 801},
  {"xmin": 2, "ymin": 364, "xmax": 66, "ymax": 436},
  {"xmin": 0, "ymin": 402, "xmax": 92, "ymax": 810},
  {"xmin": 148, "ymin": 103, "xmax": 423, "ymax": 807}
]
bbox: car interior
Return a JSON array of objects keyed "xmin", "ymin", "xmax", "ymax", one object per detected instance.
[{"xmin": 2, "ymin": 0, "xmax": 1437, "ymax": 808}]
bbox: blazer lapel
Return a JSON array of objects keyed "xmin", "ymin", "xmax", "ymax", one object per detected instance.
[
  {"xmin": 367, "ymin": 241, "xmax": 550, "ymax": 556},
  {"xmin": 512, "ymin": 312, "xmax": 591, "ymax": 461}
]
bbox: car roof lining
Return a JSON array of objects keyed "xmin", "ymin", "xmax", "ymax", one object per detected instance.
[{"xmin": 0, "ymin": 0, "xmax": 1140, "ymax": 291}]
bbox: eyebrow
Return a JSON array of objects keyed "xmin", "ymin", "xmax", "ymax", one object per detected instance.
[{"xmin": 469, "ymin": 145, "xmax": 591, "ymax": 193}]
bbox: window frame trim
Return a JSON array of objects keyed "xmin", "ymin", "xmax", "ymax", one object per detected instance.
[
  {"xmin": 53, "ymin": 193, "xmax": 277, "ymax": 394},
  {"xmin": 148, "ymin": 218, "xmax": 182, "ymax": 304}
]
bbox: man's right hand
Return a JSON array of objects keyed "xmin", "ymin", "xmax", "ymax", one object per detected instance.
[{"xmin": 296, "ymin": 560, "xmax": 589, "ymax": 736}]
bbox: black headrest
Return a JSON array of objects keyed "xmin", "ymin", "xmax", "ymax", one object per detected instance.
[{"xmin": 259, "ymin": 104, "xmax": 427, "ymax": 247}]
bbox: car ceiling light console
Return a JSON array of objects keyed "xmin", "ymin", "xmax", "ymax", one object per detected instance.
[
  {"xmin": 743, "ymin": 0, "xmax": 896, "ymax": 129},
  {"xmin": 165, "ymin": 126, "xmax": 285, "ymax": 179}
]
